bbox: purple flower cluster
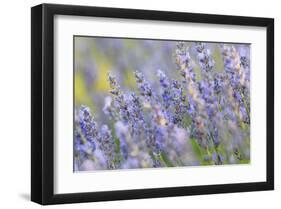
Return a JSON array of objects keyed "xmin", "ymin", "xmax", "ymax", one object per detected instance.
[{"xmin": 74, "ymin": 41, "xmax": 250, "ymax": 171}]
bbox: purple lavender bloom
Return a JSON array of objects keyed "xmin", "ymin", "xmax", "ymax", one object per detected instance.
[
  {"xmin": 74, "ymin": 130, "xmax": 87, "ymax": 161},
  {"xmin": 212, "ymin": 126, "xmax": 220, "ymax": 147},
  {"xmin": 170, "ymin": 80, "xmax": 188, "ymax": 125},
  {"xmin": 239, "ymin": 105, "xmax": 250, "ymax": 124},
  {"xmin": 157, "ymin": 69, "xmax": 170, "ymax": 88},
  {"xmin": 107, "ymin": 73, "xmax": 130, "ymax": 122},
  {"xmin": 221, "ymin": 45, "xmax": 250, "ymax": 124},
  {"xmin": 74, "ymin": 135, "xmax": 94, "ymax": 158},
  {"xmin": 102, "ymin": 96, "xmax": 115, "ymax": 119},
  {"xmin": 157, "ymin": 69, "xmax": 172, "ymax": 109},
  {"xmin": 194, "ymin": 42, "xmax": 215, "ymax": 74},
  {"xmin": 221, "ymin": 45, "xmax": 244, "ymax": 89},
  {"xmin": 78, "ymin": 105, "xmax": 97, "ymax": 151},
  {"xmin": 114, "ymin": 121, "xmax": 129, "ymax": 160},
  {"xmin": 134, "ymin": 70, "xmax": 154, "ymax": 102},
  {"xmin": 97, "ymin": 125, "xmax": 117, "ymax": 169},
  {"xmin": 126, "ymin": 92, "xmax": 145, "ymax": 135},
  {"xmin": 175, "ymin": 42, "xmax": 196, "ymax": 81},
  {"xmin": 214, "ymin": 73, "xmax": 226, "ymax": 95},
  {"xmin": 154, "ymin": 126, "xmax": 167, "ymax": 152},
  {"xmin": 74, "ymin": 106, "xmax": 99, "ymax": 169}
]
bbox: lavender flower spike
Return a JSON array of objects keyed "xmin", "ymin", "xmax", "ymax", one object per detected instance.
[
  {"xmin": 175, "ymin": 42, "xmax": 196, "ymax": 81},
  {"xmin": 194, "ymin": 42, "xmax": 215, "ymax": 74},
  {"xmin": 157, "ymin": 69, "xmax": 172, "ymax": 109},
  {"xmin": 98, "ymin": 124, "xmax": 117, "ymax": 169},
  {"xmin": 107, "ymin": 72, "xmax": 130, "ymax": 122},
  {"xmin": 78, "ymin": 105, "xmax": 97, "ymax": 150},
  {"xmin": 134, "ymin": 70, "xmax": 154, "ymax": 105}
]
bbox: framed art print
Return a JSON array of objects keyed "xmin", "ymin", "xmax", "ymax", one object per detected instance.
[{"xmin": 31, "ymin": 3, "xmax": 274, "ymax": 205}]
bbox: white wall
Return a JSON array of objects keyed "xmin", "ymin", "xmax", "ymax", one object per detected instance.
[{"xmin": 0, "ymin": 0, "xmax": 278, "ymax": 208}]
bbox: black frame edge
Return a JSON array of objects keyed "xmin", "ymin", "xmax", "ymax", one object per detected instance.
[
  {"xmin": 42, "ymin": 3, "xmax": 273, "ymax": 26},
  {"xmin": 31, "ymin": 4, "xmax": 43, "ymax": 204},
  {"xmin": 266, "ymin": 19, "xmax": 274, "ymax": 190},
  {"xmin": 48, "ymin": 182, "xmax": 272, "ymax": 205},
  {"xmin": 42, "ymin": 2, "xmax": 56, "ymax": 205}
]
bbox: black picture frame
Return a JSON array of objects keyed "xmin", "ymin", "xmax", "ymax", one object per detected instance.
[{"xmin": 31, "ymin": 3, "xmax": 274, "ymax": 205}]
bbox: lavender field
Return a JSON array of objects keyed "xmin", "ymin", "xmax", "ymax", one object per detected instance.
[{"xmin": 74, "ymin": 37, "xmax": 250, "ymax": 171}]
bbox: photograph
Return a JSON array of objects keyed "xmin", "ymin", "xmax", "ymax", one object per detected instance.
[{"xmin": 74, "ymin": 37, "xmax": 251, "ymax": 171}]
